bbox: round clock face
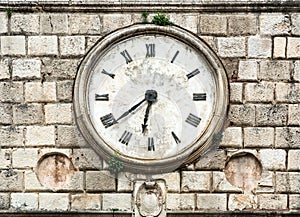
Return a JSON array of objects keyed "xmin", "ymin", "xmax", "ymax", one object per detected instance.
[{"xmin": 74, "ymin": 24, "xmax": 228, "ymax": 173}]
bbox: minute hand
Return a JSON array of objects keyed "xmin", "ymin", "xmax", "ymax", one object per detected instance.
[{"xmin": 116, "ymin": 98, "xmax": 146, "ymax": 122}]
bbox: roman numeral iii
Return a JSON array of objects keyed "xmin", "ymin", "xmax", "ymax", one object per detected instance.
[{"xmin": 120, "ymin": 50, "xmax": 133, "ymax": 64}]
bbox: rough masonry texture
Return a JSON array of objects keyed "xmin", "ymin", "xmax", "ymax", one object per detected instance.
[{"xmin": 0, "ymin": 0, "xmax": 300, "ymax": 216}]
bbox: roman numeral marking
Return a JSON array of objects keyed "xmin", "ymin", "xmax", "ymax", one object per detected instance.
[
  {"xmin": 95, "ymin": 94, "xmax": 109, "ymax": 101},
  {"xmin": 100, "ymin": 113, "xmax": 117, "ymax": 128},
  {"xmin": 119, "ymin": 130, "xmax": 132, "ymax": 145},
  {"xmin": 171, "ymin": 50, "xmax": 179, "ymax": 63},
  {"xmin": 185, "ymin": 113, "xmax": 201, "ymax": 127},
  {"xmin": 148, "ymin": 137, "xmax": 155, "ymax": 151},
  {"xmin": 193, "ymin": 93, "xmax": 207, "ymax": 101},
  {"xmin": 187, "ymin": 68, "xmax": 200, "ymax": 79},
  {"xmin": 120, "ymin": 50, "xmax": 132, "ymax": 64},
  {"xmin": 101, "ymin": 69, "xmax": 115, "ymax": 79},
  {"xmin": 171, "ymin": 131, "xmax": 181, "ymax": 144},
  {"xmin": 146, "ymin": 43, "xmax": 155, "ymax": 57}
]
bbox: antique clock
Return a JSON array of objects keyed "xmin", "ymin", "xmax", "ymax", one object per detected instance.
[{"xmin": 73, "ymin": 24, "xmax": 228, "ymax": 174}]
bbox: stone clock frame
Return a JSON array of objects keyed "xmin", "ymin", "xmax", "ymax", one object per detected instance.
[{"xmin": 73, "ymin": 24, "xmax": 229, "ymax": 174}]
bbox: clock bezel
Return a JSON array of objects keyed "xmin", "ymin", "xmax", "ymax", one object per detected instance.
[{"xmin": 73, "ymin": 24, "xmax": 229, "ymax": 174}]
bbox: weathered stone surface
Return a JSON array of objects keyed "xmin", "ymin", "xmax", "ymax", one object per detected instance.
[
  {"xmin": 11, "ymin": 14, "xmax": 39, "ymax": 34},
  {"xmin": 258, "ymin": 194, "xmax": 287, "ymax": 209},
  {"xmin": 256, "ymin": 104, "xmax": 288, "ymax": 126},
  {"xmin": 39, "ymin": 193, "xmax": 69, "ymax": 211},
  {"xmin": 12, "ymin": 59, "xmax": 41, "ymax": 79},
  {"xmin": 274, "ymin": 37, "xmax": 286, "ymax": 58},
  {"xmin": 220, "ymin": 127, "xmax": 242, "ymax": 148},
  {"xmin": 196, "ymin": 194, "xmax": 227, "ymax": 211},
  {"xmin": 152, "ymin": 172, "xmax": 180, "ymax": 192},
  {"xmin": 275, "ymin": 127, "xmax": 300, "ymax": 148},
  {"xmin": 25, "ymin": 82, "xmax": 56, "ymax": 102},
  {"xmin": 0, "ymin": 170, "xmax": 23, "ymax": 191},
  {"xmin": 292, "ymin": 13, "xmax": 300, "ymax": 35},
  {"xmin": 290, "ymin": 194, "xmax": 300, "ymax": 209},
  {"xmin": 0, "ymin": 12, "xmax": 7, "ymax": 34},
  {"xmin": 259, "ymin": 60, "xmax": 291, "ymax": 81},
  {"xmin": 181, "ymin": 171, "xmax": 211, "ymax": 192},
  {"xmin": 170, "ymin": 14, "xmax": 198, "ymax": 33},
  {"xmin": 238, "ymin": 60, "xmax": 258, "ymax": 81},
  {"xmin": 276, "ymin": 83, "xmax": 300, "ymax": 103},
  {"xmin": 228, "ymin": 15, "xmax": 257, "ymax": 35},
  {"xmin": 248, "ymin": 36, "xmax": 272, "ymax": 58},
  {"xmin": 228, "ymin": 193, "xmax": 258, "ymax": 211},
  {"xmin": 73, "ymin": 148, "xmax": 102, "ymax": 170},
  {"xmin": 230, "ymin": 83, "xmax": 243, "ymax": 103},
  {"xmin": 259, "ymin": 149, "xmax": 286, "ymax": 170},
  {"xmin": 24, "ymin": 170, "xmax": 45, "ymax": 191},
  {"xmin": 287, "ymin": 37, "xmax": 300, "ymax": 58},
  {"xmin": 71, "ymin": 194, "xmax": 101, "ymax": 210},
  {"xmin": 0, "ymin": 104, "xmax": 12, "ymax": 125},
  {"xmin": 102, "ymin": 193, "xmax": 132, "ymax": 211},
  {"xmin": 166, "ymin": 193, "xmax": 195, "ymax": 210},
  {"xmin": 217, "ymin": 37, "xmax": 246, "ymax": 57},
  {"xmin": 199, "ymin": 15, "xmax": 227, "ymax": 35},
  {"xmin": 86, "ymin": 171, "xmax": 116, "ymax": 191},
  {"xmin": 245, "ymin": 82, "xmax": 274, "ymax": 102},
  {"xmin": 70, "ymin": 14, "xmax": 101, "ymax": 34},
  {"xmin": 244, "ymin": 127, "xmax": 274, "ymax": 148},
  {"xmin": 117, "ymin": 172, "xmax": 133, "ymax": 192},
  {"xmin": 294, "ymin": 61, "xmax": 300, "ymax": 81},
  {"xmin": 288, "ymin": 150, "xmax": 300, "ymax": 170},
  {"xmin": 0, "ymin": 126, "xmax": 23, "ymax": 147},
  {"xmin": 213, "ymin": 171, "xmax": 242, "ymax": 192},
  {"xmin": 28, "ymin": 36, "xmax": 58, "ymax": 56},
  {"xmin": 13, "ymin": 104, "xmax": 43, "ymax": 125},
  {"xmin": 288, "ymin": 104, "xmax": 300, "ymax": 125},
  {"xmin": 0, "ymin": 149, "xmax": 11, "ymax": 169},
  {"xmin": 260, "ymin": 14, "xmax": 291, "ymax": 35},
  {"xmin": 40, "ymin": 14, "xmax": 68, "ymax": 34},
  {"xmin": 12, "ymin": 148, "xmax": 38, "ymax": 168},
  {"xmin": 57, "ymin": 125, "xmax": 84, "ymax": 147},
  {"xmin": 0, "ymin": 82, "xmax": 23, "ymax": 103},
  {"xmin": 0, "ymin": 193, "xmax": 9, "ymax": 209},
  {"xmin": 11, "ymin": 193, "xmax": 38, "ymax": 211},
  {"xmin": 0, "ymin": 58, "xmax": 9, "ymax": 80},
  {"xmin": 41, "ymin": 58, "xmax": 79, "ymax": 79},
  {"xmin": 60, "ymin": 36, "xmax": 86, "ymax": 57},
  {"xmin": 195, "ymin": 149, "xmax": 226, "ymax": 169},
  {"xmin": 44, "ymin": 103, "xmax": 73, "ymax": 124},
  {"xmin": 1, "ymin": 36, "xmax": 26, "ymax": 55},
  {"xmin": 25, "ymin": 126, "xmax": 55, "ymax": 146},
  {"xmin": 102, "ymin": 14, "xmax": 132, "ymax": 34},
  {"xmin": 57, "ymin": 80, "xmax": 73, "ymax": 102},
  {"xmin": 229, "ymin": 104, "xmax": 255, "ymax": 126},
  {"xmin": 276, "ymin": 172, "xmax": 300, "ymax": 193}
]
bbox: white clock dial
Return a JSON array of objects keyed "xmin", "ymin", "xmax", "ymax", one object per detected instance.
[{"xmin": 74, "ymin": 25, "xmax": 228, "ymax": 173}]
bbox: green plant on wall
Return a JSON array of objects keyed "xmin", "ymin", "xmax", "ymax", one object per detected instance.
[
  {"xmin": 141, "ymin": 11, "xmax": 149, "ymax": 23},
  {"xmin": 151, "ymin": 13, "xmax": 173, "ymax": 26},
  {"xmin": 6, "ymin": 8, "xmax": 12, "ymax": 17},
  {"xmin": 108, "ymin": 151, "xmax": 124, "ymax": 176}
]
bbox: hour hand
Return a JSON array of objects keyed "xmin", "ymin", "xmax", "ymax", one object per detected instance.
[
  {"xmin": 116, "ymin": 98, "xmax": 146, "ymax": 122},
  {"xmin": 142, "ymin": 101, "xmax": 153, "ymax": 133}
]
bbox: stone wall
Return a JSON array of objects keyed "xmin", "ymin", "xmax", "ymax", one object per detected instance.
[{"xmin": 0, "ymin": 1, "xmax": 300, "ymax": 215}]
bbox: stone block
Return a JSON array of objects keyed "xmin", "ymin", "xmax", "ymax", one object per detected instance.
[
  {"xmin": 229, "ymin": 104, "xmax": 255, "ymax": 126},
  {"xmin": 0, "ymin": 82, "xmax": 23, "ymax": 103},
  {"xmin": 0, "ymin": 193, "xmax": 9, "ymax": 209},
  {"xmin": 181, "ymin": 171, "xmax": 211, "ymax": 192},
  {"xmin": 117, "ymin": 172, "xmax": 133, "ymax": 192},
  {"xmin": 230, "ymin": 83, "xmax": 243, "ymax": 103},
  {"xmin": 287, "ymin": 37, "xmax": 300, "ymax": 58},
  {"xmin": 228, "ymin": 14, "xmax": 257, "ymax": 35},
  {"xmin": 291, "ymin": 14, "xmax": 300, "ymax": 35},
  {"xmin": 28, "ymin": 36, "xmax": 58, "ymax": 56},
  {"xmin": 57, "ymin": 80, "xmax": 73, "ymax": 102},
  {"xmin": 195, "ymin": 149, "xmax": 226, "ymax": 170},
  {"xmin": 255, "ymin": 104, "xmax": 288, "ymax": 126},
  {"xmin": 258, "ymin": 194, "xmax": 287, "ymax": 209},
  {"xmin": 259, "ymin": 60, "xmax": 291, "ymax": 81},
  {"xmin": 276, "ymin": 83, "xmax": 300, "ymax": 103},
  {"xmin": 86, "ymin": 36, "xmax": 102, "ymax": 52},
  {"xmin": 275, "ymin": 127, "xmax": 300, "ymax": 148},
  {"xmin": 196, "ymin": 194, "xmax": 227, "ymax": 211},
  {"xmin": 259, "ymin": 149, "xmax": 286, "ymax": 170},
  {"xmin": 12, "ymin": 59, "xmax": 41, "ymax": 79},
  {"xmin": 217, "ymin": 37, "xmax": 246, "ymax": 57},
  {"xmin": 70, "ymin": 14, "xmax": 101, "ymax": 34},
  {"xmin": 57, "ymin": 125, "xmax": 83, "ymax": 147},
  {"xmin": 41, "ymin": 58, "xmax": 79, "ymax": 79},
  {"xmin": 0, "ymin": 149, "xmax": 11, "ymax": 169},
  {"xmin": 39, "ymin": 193, "xmax": 69, "ymax": 211},
  {"xmin": 199, "ymin": 15, "xmax": 227, "ymax": 35},
  {"xmin": 0, "ymin": 126, "xmax": 24, "ymax": 147},
  {"xmin": 260, "ymin": 14, "xmax": 291, "ymax": 35},
  {"xmin": 13, "ymin": 104, "xmax": 43, "ymax": 125},
  {"xmin": 25, "ymin": 126, "xmax": 55, "ymax": 146},
  {"xmin": 25, "ymin": 82, "xmax": 56, "ymax": 102},
  {"xmin": 64, "ymin": 171, "xmax": 84, "ymax": 191},
  {"xmin": 0, "ymin": 12, "xmax": 8, "ymax": 34},
  {"xmin": 294, "ymin": 61, "xmax": 300, "ymax": 81},
  {"xmin": 238, "ymin": 60, "xmax": 258, "ymax": 81},
  {"xmin": 60, "ymin": 36, "xmax": 85, "ymax": 57},
  {"xmin": 0, "ymin": 170, "xmax": 23, "ymax": 191},
  {"xmin": 102, "ymin": 193, "xmax": 132, "ymax": 211},
  {"xmin": 276, "ymin": 172, "xmax": 300, "ymax": 193},
  {"xmin": 86, "ymin": 171, "xmax": 116, "ymax": 191},
  {"xmin": 152, "ymin": 172, "xmax": 180, "ymax": 192},
  {"xmin": 288, "ymin": 104, "xmax": 300, "ymax": 125},
  {"xmin": 0, "ymin": 58, "xmax": 9, "ymax": 80},
  {"xmin": 11, "ymin": 193, "xmax": 38, "ymax": 211},
  {"xmin": 248, "ymin": 36, "xmax": 272, "ymax": 58},
  {"xmin": 40, "ymin": 14, "xmax": 68, "ymax": 34},
  {"xmin": 12, "ymin": 148, "xmax": 38, "ymax": 168},
  {"xmin": 273, "ymin": 37, "xmax": 286, "ymax": 58},
  {"xmin": 11, "ymin": 14, "xmax": 39, "ymax": 34},
  {"xmin": 244, "ymin": 127, "xmax": 274, "ymax": 148},
  {"xmin": 245, "ymin": 82, "xmax": 274, "ymax": 102},
  {"xmin": 169, "ymin": 14, "xmax": 198, "ymax": 33},
  {"xmin": 228, "ymin": 194, "xmax": 258, "ymax": 211},
  {"xmin": 219, "ymin": 127, "xmax": 242, "ymax": 148},
  {"xmin": 1, "ymin": 36, "xmax": 26, "ymax": 55},
  {"xmin": 0, "ymin": 104, "xmax": 12, "ymax": 125},
  {"xmin": 290, "ymin": 194, "xmax": 300, "ymax": 209},
  {"xmin": 71, "ymin": 194, "xmax": 101, "ymax": 210},
  {"xmin": 166, "ymin": 193, "xmax": 195, "ymax": 210},
  {"xmin": 102, "ymin": 14, "xmax": 132, "ymax": 34},
  {"xmin": 213, "ymin": 172, "xmax": 241, "ymax": 192},
  {"xmin": 24, "ymin": 170, "xmax": 45, "ymax": 191},
  {"xmin": 288, "ymin": 150, "xmax": 300, "ymax": 170},
  {"xmin": 44, "ymin": 103, "xmax": 72, "ymax": 124},
  {"xmin": 73, "ymin": 148, "xmax": 102, "ymax": 170}
]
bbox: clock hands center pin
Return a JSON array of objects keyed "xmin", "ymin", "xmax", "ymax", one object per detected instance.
[{"xmin": 142, "ymin": 90, "xmax": 157, "ymax": 133}]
